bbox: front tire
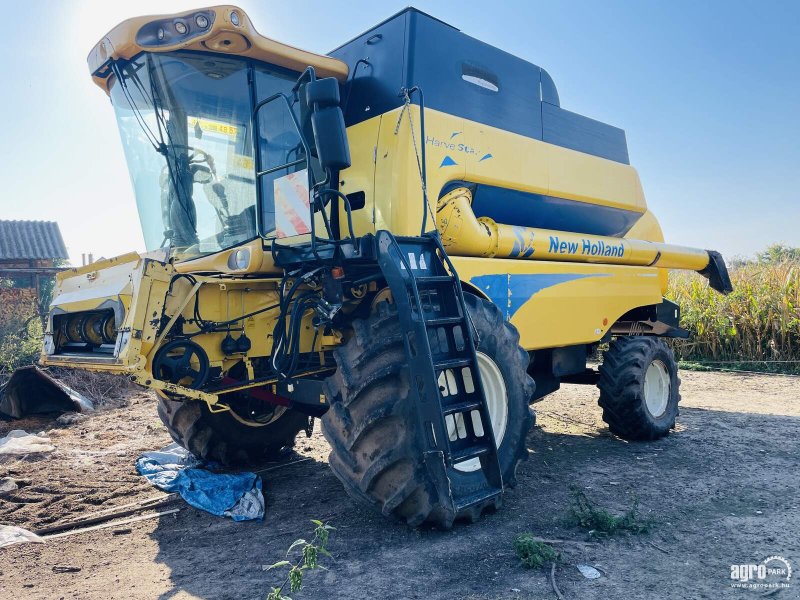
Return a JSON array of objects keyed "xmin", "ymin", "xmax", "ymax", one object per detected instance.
[
  {"xmin": 321, "ymin": 294, "xmax": 535, "ymax": 528},
  {"xmin": 156, "ymin": 394, "xmax": 308, "ymax": 465},
  {"xmin": 597, "ymin": 337, "xmax": 681, "ymax": 441}
]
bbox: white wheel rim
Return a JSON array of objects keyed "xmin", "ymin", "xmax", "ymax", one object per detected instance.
[
  {"xmin": 228, "ymin": 403, "xmax": 287, "ymax": 427},
  {"xmin": 643, "ymin": 359, "xmax": 671, "ymax": 417},
  {"xmin": 448, "ymin": 352, "xmax": 509, "ymax": 473}
]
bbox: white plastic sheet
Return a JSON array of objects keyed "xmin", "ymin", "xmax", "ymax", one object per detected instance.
[
  {"xmin": 0, "ymin": 430, "xmax": 55, "ymax": 457},
  {"xmin": 0, "ymin": 525, "xmax": 44, "ymax": 549}
]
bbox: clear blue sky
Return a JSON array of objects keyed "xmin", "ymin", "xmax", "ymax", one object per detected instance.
[{"xmin": 1, "ymin": 1, "xmax": 797, "ymax": 264}]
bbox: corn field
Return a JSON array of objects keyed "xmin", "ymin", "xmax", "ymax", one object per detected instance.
[{"xmin": 667, "ymin": 257, "xmax": 800, "ymax": 373}]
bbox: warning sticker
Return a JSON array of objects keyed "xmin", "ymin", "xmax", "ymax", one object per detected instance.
[
  {"xmin": 188, "ymin": 117, "xmax": 238, "ymax": 138},
  {"xmin": 274, "ymin": 169, "xmax": 311, "ymax": 238}
]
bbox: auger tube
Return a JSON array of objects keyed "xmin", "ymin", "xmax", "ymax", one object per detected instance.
[{"xmin": 437, "ymin": 187, "xmax": 719, "ymax": 275}]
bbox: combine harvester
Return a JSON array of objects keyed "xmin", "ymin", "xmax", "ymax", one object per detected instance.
[{"xmin": 6, "ymin": 6, "xmax": 731, "ymax": 527}]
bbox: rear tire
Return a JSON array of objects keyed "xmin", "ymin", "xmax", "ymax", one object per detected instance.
[
  {"xmin": 156, "ymin": 394, "xmax": 308, "ymax": 465},
  {"xmin": 321, "ymin": 294, "xmax": 535, "ymax": 528},
  {"xmin": 597, "ymin": 337, "xmax": 681, "ymax": 441}
]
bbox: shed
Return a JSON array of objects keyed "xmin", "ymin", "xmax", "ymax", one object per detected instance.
[{"xmin": 0, "ymin": 220, "xmax": 69, "ymax": 320}]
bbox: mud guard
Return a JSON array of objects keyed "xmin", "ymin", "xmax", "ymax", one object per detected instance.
[{"xmin": 0, "ymin": 366, "xmax": 93, "ymax": 419}]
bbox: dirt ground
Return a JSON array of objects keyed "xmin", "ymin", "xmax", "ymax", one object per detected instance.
[{"xmin": 1, "ymin": 370, "xmax": 798, "ymax": 600}]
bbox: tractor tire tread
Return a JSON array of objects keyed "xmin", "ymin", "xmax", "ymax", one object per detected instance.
[
  {"xmin": 597, "ymin": 337, "xmax": 681, "ymax": 441},
  {"xmin": 321, "ymin": 294, "xmax": 534, "ymax": 528}
]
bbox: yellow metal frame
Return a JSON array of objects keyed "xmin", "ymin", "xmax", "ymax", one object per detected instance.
[
  {"xmin": 339, "ymin": 105, "xmax": 654, "ymax": 239},
  {"xmin": 43, "ymin": 6, "xmax": 720, "ymax": 405},
  {"xmin": 41, "ymin": 253, "xmax": 339, "ymax": 404}
]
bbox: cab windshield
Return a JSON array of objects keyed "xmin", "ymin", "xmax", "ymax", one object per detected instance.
[{"xmin": 110, "ymin": 51, "xmax": 298, "ymax": 258}]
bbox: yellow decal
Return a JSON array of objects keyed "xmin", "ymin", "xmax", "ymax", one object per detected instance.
[{"xmin": 188, "ymin": 117, "xmax": 238, "ymax": 138}]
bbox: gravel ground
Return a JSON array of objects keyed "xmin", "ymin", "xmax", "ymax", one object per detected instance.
[{"xmin": 1, "ymin": 369, "xmax": 798, "ymax": 599}]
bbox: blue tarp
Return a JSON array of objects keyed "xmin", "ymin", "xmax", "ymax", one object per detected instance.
[{"xmin": 136, "ymin": 443, "xmax": 264, "ymax": 521}]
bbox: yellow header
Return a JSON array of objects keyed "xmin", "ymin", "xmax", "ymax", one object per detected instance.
[{"xmin": 87, "ymin": 5, "xmax": 349, "ymax": 93}]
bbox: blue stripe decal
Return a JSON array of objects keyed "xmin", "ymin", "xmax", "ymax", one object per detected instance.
[{"xmin": 470, "ymin": 273, "xmax": 608, "ymax": 320}]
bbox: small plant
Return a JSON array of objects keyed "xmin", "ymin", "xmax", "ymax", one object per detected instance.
[
  {"xmin": 513, "ymin": 534, "xmax": 558, "ymax": 568},
  {"xmin": 266, "ymin": 520, "xmax": 335, "ymax": 600},
  {"xmin": 568, "ymin": 488, "xmax": 650, "ymax": 535}
]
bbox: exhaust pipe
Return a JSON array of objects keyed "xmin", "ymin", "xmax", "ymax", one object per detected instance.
[{"xmin": 436, "ymin": 187, "xmax": 732, "ymax": 293}]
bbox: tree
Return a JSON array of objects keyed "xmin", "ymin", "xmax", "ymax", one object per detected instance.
[{"xmin": 757, "ymin": 244, "xmax": 800, "ymax": 265}]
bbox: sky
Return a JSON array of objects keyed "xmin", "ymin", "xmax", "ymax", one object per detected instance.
[{"xmin": 0, "ymin": 0, "xmax": 797, "ymax": 264}]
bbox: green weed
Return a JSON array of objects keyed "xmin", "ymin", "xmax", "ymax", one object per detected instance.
[
  {"xmin": 568, "ymin": 488, "xmax": 650, "ymax": 535},
  {"xmin": 513, "ymin": 534, "xmax": 558, "ymax": 569},
  {"xmin": 265, "ymin": 520, "xmax": 335, "ymax": 600}
]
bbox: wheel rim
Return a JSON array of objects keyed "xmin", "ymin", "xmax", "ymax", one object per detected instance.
[
  {"xmin": 448, "ymin": 352, "xmax": 509, "ymax": 473},
  {"xmin": 227, "ymin": 403, "xmax": 287, "ymax": 427},
  {"xmin": 643, "ymin": 359, "xmax": 671, "ymax": 417}
]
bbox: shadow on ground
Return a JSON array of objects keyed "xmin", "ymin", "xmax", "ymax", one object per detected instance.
[{"xmin": 147, "ymin": 402, "xmax": 800, "ymax": 600}]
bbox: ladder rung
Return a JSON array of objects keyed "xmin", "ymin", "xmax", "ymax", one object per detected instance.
[
  {"xmin": 442, "ymin": 399, "xmax": 483, "ymax": 416},
  {"xmin": 454, "ymin": 488, "xmax": 503, "ymax": 512},
  {"xmin": 415, "ymin": 275, "xmax": 453, "ymax": 285},
  {"xmin": 425, "ymin": 316, "xmax": 464, "ymax": 326},
  {"xmin": 450, "ymin": 444, "xmax": 490, "ymax": 464},
  {"xmin": 434, "ymin": 358, "xmax": 472, "ymax": 371}
]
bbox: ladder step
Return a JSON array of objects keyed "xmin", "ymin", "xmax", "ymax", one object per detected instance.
[
  {"xmin": 416, "ymin": 275, "xmax": 452, "ymax": 282},
  {"xmin": 450, "ymin": 444, "xmax": 490, "ymax": 464},
  {"xmin": 425, "ymin": 316, "xmax": 464, "ymax": 327},
  {"xmin": 376, "ymin": 231, "xmax": 504, "ymax": 509},
  {"xmin": 454, "ymin": 487, "xmax": 503, "ymax": 512},
  {"xmin": 415, "ymin": 275, "xmax": 454, "ymax": 286},
  {"xmin": 442, "ymin": 399, "xmax": 483, "ymax": 416},
  {"xmin": 434, "ymin": 357, "xmax": 473, "ymax": 371}
]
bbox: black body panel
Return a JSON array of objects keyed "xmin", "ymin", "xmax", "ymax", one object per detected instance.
[{"xmin": 330, "ymin": 8, "xmax": 630, "ymax": 164}]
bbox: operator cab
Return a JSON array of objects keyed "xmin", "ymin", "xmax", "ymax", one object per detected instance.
[
  {"xmin": 93, "ymin": 6, "xmax": 351, "ymax": 267},
  {"xmin": 112, "ymin": 51, "xmax": 295, "ymax": 258},
  {"xmin": 111, "ymin": 52, "xmax": 352, "ymax": 261}
]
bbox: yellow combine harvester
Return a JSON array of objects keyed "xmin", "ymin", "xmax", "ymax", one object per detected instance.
[{"xmin": 29, "ymin": 6, "xmax": 731, "ymax": 527}]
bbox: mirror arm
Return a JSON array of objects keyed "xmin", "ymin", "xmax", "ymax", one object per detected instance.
[{"xmin": 292, "ymin": 66, "xmax": 318, "ymax": 94}]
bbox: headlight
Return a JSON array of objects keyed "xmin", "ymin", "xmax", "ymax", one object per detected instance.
[
  {"xmin": 228, "ymin": 248, "xmax": 250, "ymax": 270},
  {"xmin": 136, "ymin": 11, "xmax": 215, "ymax": 47}
]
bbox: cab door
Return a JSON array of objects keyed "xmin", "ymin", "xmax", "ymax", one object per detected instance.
[{"xmin": 337, "ymin": 116, "xmax": 381, "ymax": 237}]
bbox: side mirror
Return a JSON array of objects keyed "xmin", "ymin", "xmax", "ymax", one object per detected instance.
[{"xmin": 306, "ymin": 78, "xmax": 351, "ymax": 172}]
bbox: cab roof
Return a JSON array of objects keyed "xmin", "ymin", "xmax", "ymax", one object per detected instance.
[{"xmin": 87, "ymin": 5, "xmax": 349, "ymax": 93}]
